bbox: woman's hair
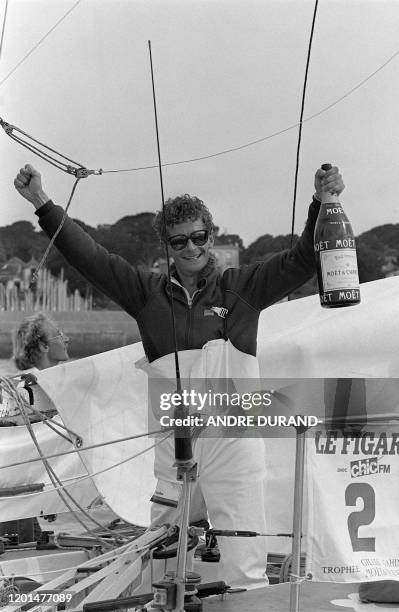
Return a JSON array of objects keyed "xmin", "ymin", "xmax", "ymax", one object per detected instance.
[
  {"xmin": 152, "ymin": 194, "xmax": 215, "ymax": 241},
  {"xmin": 13, "ymin": 312, "xmax": 54, "ymax": 370}
]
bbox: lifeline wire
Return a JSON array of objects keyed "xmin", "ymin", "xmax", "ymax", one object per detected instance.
[
  {"xmin": 3, "ymin": 377, "xmax": 117, "ymax": 544},
  {"xmin": 1, "ymin": 376, "xmax": 53, "ymax": 430},
  {"xmin": 0, "ymin": 0, "xmax": 82, "ymax": 88},
  {"xmin": 22, "ymin": 407, "xmax": 75, "ymax": 445},
  {"xmin": 0, "ymin": 376, "xmax": 80, "ymax": 445},
  {"xmin": 0, "ymin": 427, "xmax": 170, "ymax": 472},
  {"xmin": 290, "ymin": 0, "xmax": 318, "ymax": 247},
  {"xmin": 18, "ymin": 375, "xmax": 81, "ymax": 444},
  {"xmin": 0, "ymin": 432, "xmax": 173, "ymax": 500}
]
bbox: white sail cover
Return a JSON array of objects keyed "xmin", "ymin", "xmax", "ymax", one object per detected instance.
[
  {"xmin": 0, "ymin": 276, "xmax": 398, "ymax": 536},
  {"xmin": 257, "ymin": 275, "xmax": 399, "ymax": 378},
  {"xmin": 0, "ymin": 416, "xmax": 100, "ymax": 521},
  {"xmin": 35, "ymin": 342, "xmax": 156, "ymax": 527},
  {"xmin": 257, "ymin": 275, "xmax": 399, "ymax": 570}
]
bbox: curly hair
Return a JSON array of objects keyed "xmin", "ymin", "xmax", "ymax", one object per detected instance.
[
  {"xmin": 12, "ymin": 312, "xmax": 54, "ymax": 370},
  {"xmin": 152, "ymin": 194, "xmax": 215, "ymax": 241}
]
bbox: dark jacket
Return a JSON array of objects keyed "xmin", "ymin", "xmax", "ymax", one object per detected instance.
[{"xmin": 36, "ymin": 199, "xmax": 320, "ymax": 362}]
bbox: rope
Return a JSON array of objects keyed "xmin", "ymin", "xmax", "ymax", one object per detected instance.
[
  {"xmin": 0, "ymin": 0, "xmax": 83, "ymax": 88},
  {"xmin": 279, "ymin": 552, "xmax": 310, "ymax": 584},
  {"xmin": 290, "ymin": 0, "xmax": 318, "ymax": 247},
  {"xmin": 30, "ymin": 177, "xmax": 81, "ymax": 286},
  {"xmin": 0, "ymin": 578, "xmax": 19, "ymax": 606},
  {"xmin": 0, "ymin": 540, "xmax": 151, "ymax": 580},
  {"xmin": 289, "ymin": 573, "xmax": 312, "ymax": 584}
]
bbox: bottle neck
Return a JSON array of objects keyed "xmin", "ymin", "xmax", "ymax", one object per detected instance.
[{"xmin": 320, "ymin": 191, "xmax": 339, "ymax": 205}]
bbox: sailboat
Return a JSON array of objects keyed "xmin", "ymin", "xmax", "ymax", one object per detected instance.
[{"xmin": 0, "ymin": 276, "xmax": 398, "ymax": 611}]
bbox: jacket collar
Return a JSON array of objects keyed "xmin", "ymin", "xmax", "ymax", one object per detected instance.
[{"xmin": 170, "ymin": 254, "xmax": 218, "ymax": 289}]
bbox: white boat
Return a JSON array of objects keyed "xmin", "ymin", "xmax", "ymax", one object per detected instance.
[{"xmin": 1, "ymin": 277, "xmax": 399, "ymax": 611}]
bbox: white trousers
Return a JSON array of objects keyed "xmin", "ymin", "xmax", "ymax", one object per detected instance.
[{"xmin": 136, "ymin": 339, "xmax": 269, "ymax": 589}]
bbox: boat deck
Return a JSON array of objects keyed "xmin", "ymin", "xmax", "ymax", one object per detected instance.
[{"xmin": 204, "ymin": 582, "xmax": 397, "ymax": 611}]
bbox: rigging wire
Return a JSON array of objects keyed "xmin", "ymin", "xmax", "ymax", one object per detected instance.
[
  {"xmin": 5, "ymin": 121, "xmax": 88, "ymax": 169},
  {"xmin": 101, "ymin": 46, "xmax": 399, "ymax": 173},
  {"xmin": 0, "ymin": 375, "xmax": 81, "ymax": 443},
  {"xmin": 0, "ymin": 0, "xmax": 8, "ymax": 64},
  {"xmin": 0, "ymin": 0, "xmax": 82, "ymax": 88},
  {"xmin": 21, "ymin": 412, "xmax": 115, "ymax": 546},
  {"xmin": 0, "ymin": 0, "xmax": 398, "ymax": 174},
  {"xmin": 2, "ymin": 39, "xmax": 395, "ymax": 290},
  {"xmin": 19, "ymin": 406, "xmax": 74, "ymax": 445},
  {"xmin": 1, "ymin": 377, "xmax": 118, "ymax": 544},
  {"xmin": 0, "ymin": 432, "xmax": 173, "ymax": 500},
  {"xmin": 0, "ymin": 427, "xmax": 171, "ymax": 472},
  {"xmin": 1, "ymin": 45, "xmax": 398, "ymax": 176},
  {"xmin": 290, "ymin": 0, "xmax": 318, "ymax": 247}
]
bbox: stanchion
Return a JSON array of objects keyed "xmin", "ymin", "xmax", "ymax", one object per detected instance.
[
  {"xmin": 146, "ymin": 390, "xmax": 203, "ymax": 612},
  {"xmin": 289, "ymin": 424, "xmax": 307, "ymax": 612}
]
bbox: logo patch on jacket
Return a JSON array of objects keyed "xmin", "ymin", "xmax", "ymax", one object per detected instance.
[{"xmin": 203, "ymin": 306, "xmax": 229, "ymax": 319}]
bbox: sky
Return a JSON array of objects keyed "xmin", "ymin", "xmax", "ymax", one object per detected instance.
[{"xmin": 0, "ymin": 0, "xmax": 398, "ymax": 246}]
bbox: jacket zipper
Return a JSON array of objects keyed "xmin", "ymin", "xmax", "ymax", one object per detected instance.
[
  {"xmin": 170, "ymin": 279, "xmax": 201, "ymax": 347},
  {"xmin": 170, "ymin": 279, "xmax": 203, "ymax": 449},
  {"xmin": 185, "ymin": 289, "xmax": 201, "ymax": 346}
]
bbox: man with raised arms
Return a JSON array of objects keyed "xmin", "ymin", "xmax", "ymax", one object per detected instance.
[{"xmin": 14, "ymin": 163, "xmax": 344, "ymax": 588}]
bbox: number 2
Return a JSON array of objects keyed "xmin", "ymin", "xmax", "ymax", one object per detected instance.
[{"xmin": 345, "ymin": 482, "xmax": 375, "ymax": 552}]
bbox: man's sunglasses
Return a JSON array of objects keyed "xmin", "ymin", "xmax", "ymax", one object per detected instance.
[
  {"xmin": 167, "ymin": 229, "xmax": 209, "ymax": 251},
  {"xmin": 47, "ymin": 332, "xmax": 69, "ymax": 343}
]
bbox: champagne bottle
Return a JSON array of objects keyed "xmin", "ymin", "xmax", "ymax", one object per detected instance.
[{"xmin": 314, "ymin": 163, "xmax": 361, "ymax": 307}]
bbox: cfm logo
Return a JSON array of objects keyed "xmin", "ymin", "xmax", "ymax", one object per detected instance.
[{"xmin": 350, "ymin": 457, "xmax": 390, "ymax": 478}]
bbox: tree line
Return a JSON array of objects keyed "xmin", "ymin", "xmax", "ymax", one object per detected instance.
[{"xmin": 1, "ymin": 214, "xmax": 396, "ymax": 309}]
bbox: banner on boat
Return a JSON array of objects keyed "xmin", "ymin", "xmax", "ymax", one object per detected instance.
[{"xmin": 306, "ymin": 425, "xmax": 399, "ymax": 582}]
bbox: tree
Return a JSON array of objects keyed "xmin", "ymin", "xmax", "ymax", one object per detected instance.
[
  {"xmin": 106, "ymin": 213, "xmax": 161, "ymax": 267},
  {"xmin": 0, "ymin": 221, "xmax": 48, "ymax": 263},
  {"xmin": 356, "ymin": 234, "xmax": 385, "ymax": 283},
  {"xmin": 242, "ymin": 233, "xmax": 298, "ymax": 265}
]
